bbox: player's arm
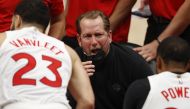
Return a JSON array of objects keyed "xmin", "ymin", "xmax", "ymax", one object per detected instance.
[
  {"xmin": 48, "ymin": 11, "xmax": 65, "ymax": 40},
  {"xmin": 109, "ymin": 0, "xmax": 136, "ymax": 32},
  {"xmin": 134, "ymin": 0, "xmax": 190, "ymax": 62},
  {"xmin": 123, "ymin": 79, "xmax": 149, "ymax": 109},
  {"xmin": 66, "ymin": 45, "xmax": 95, "ymax": 109},
  {"xmin": 157, "ymin": 0, "xmax": 190, "ymax": 41}
]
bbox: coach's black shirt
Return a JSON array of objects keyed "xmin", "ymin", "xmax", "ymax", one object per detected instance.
[{"xmin": 70, "ymin": 42, "xmax": 153, "ymax": 109}]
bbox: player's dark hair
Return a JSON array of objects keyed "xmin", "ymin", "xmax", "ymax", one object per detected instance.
[
  {"xmin": 15, "ymin": 0, "xmax": 50, "ymax": 28},
  {"xmin": 157, "ymin": 37, "xmax": 190, "ymax": 66},
  {"xmin": 76, "ymin": 10, "xmax": 110, "ymax": 34}
]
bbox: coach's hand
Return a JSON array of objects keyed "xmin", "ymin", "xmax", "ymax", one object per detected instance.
[{"xmin": 82, "ymin": 61, "xmax": 95, "ymax": 76}]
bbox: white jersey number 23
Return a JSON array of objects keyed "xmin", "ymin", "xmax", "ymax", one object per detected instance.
[{"xmin": 12, "ymin": 53, "xmax": 62, "ymax": 87}]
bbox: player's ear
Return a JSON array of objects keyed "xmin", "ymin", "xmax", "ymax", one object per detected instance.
[
  {"xmin": 156, "ymin": 56, "xmax": 162, "ymax": 74},
  {"xmin": 15, "ymin": 15, "xmax": 22, "ymax": 28},
  {"xmin": 108, "ymin": 30, "xmax": 112, "ymax": 43},
  {"xmin": 11, "ymin": 15, "xmax": 22, "ymax": 30},
  {"xmin": 185, "ymin": 60, "xmax": 190, "ymax": 71},
  {"xmin": 77, "ymin": 33, "xmax": 82, "ymax": 47}
]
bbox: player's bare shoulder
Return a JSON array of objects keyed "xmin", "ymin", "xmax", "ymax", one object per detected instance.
[
  {"xmin": 0, "ymin": 32, "xmax": 6, "ymax": 46},
  {"xmin": 65, "ymin": 44, "xmax": 79, "ymax": 62}
]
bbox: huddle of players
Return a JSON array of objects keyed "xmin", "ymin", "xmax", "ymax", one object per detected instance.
[{"xmin": 0, "ymin": 0, "xmax": 190, "ymax": 109}]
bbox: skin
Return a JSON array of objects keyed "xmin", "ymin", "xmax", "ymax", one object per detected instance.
[
  {"xmin": 134, "ymin": 0, "xmax": 190, "ymax": 62},
  {"xmin": 156, "ymin": 56, "xmax": 189, "ymax": 74},
  {"xmin": 109, "ymin": 0, "xmax": 137, "ymax": 33},
  {"xmin": 2, "ymin": 14, "xmax": 95, "ymax": 109},
  {"xmin": 66, "ymin": 45, "xmax": 95, "ymax": 109},
  {"xmin": 138, "ymin": 0, "xmax": 149, "ymax": 10},
  {"xmin": 77, "ymin": 16, "xmax": 112, "ymax": 75},
  {"xmin": 48, "ymin": 11, "xmax": 65, "ymax": 40}
]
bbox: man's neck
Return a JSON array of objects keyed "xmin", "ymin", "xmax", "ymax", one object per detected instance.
[
  {"xmin": 20, "ymin": 23, "xmax": 45, "ymax": 33},
  {"xmin": 161, "ymin": 67, "xmax": 188, "ymax": 74}
]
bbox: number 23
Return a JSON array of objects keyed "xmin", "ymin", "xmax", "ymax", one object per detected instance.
[{"xmin": 12, "ymin": 53, "xmax": 62, "ymax": 87}]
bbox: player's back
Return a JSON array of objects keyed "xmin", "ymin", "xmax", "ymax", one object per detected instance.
[
  {"xmin": 0, "ymin": 27, "xmax": 72, "ymax": 108},
  {"xmin": 142, "ymin": 71, "xmax": 190, "ymax": 109}
]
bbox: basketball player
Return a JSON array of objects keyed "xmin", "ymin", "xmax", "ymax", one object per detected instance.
[
  {"xmin": 0, "ymin": 0, "xmax": 94, "ymax": 109},
  {"xmin": 123, "ymin": 37, "xmax": 190, "ymax": 109}
]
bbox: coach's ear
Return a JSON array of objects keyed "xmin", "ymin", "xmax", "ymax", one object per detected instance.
[
  {"xmin": 77, "ymin": 34, "xmax": 82, "ymax": 47},
  {"xmin": 10, "ymin": 15, "xmax": 22, "ymax": 30}
]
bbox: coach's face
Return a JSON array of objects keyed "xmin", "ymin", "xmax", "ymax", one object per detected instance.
[{"xmin": 77, "ymin": 16, "xmax": 112, "ymax": 56}]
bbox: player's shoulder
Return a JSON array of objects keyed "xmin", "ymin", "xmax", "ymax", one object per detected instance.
[
  {"xmin": 65, "ymin": 44, "xmax": 79, "ymax": 62},
  {"xmin": 65, "ymin": 45, "xmax": 77, "ymax": 56},
  {"xmin": 0, "ymin": 32, "xmax": 7, "ymax": 46}
]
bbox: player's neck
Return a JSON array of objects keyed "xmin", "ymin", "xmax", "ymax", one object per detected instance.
[
  {"xmin": 160, "ymin": 61, "xmax": 189, "ymax": 74},
  {"xmin": 162, "ymin": 67, "xmax": 188, "ymax": 74},
  {"xmin": 21, "ymin": 23, "xmax": 45, "ymax": 33}
]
